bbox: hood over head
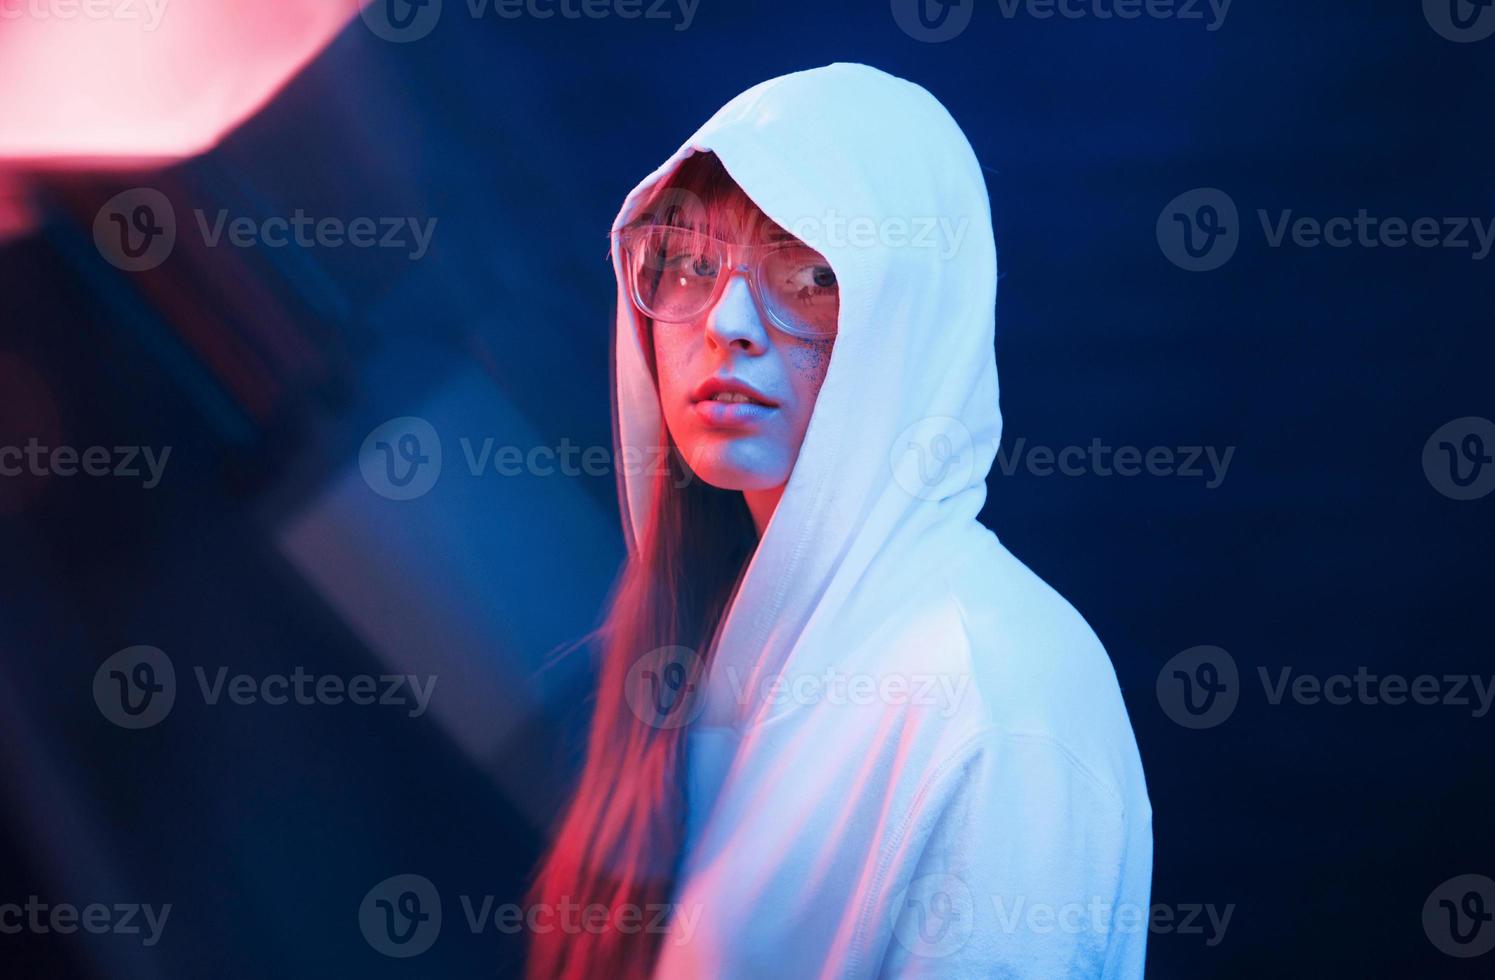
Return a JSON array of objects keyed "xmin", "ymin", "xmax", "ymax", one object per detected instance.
[{"xmin": 608, "ymin": 62, "xmax": 1001, "ymax": 729}]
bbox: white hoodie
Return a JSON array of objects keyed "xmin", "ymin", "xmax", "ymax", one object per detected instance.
[{"xmin": 607, "ymin": 63, "xmax": 1152, "ymax": 980}]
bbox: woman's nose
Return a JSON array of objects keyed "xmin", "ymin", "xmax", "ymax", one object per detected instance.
[{"xmin": 703, "ymin": 269, "xmax": 769, "ymax": 353}]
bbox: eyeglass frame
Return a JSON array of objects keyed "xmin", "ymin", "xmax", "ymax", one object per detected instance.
[{"xmin": 616, "ymin": 222, "xmax": 841, "ymax": 341}]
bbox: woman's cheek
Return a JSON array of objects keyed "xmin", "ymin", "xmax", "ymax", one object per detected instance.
[
  {"xmin": 653, "ymin": 332, "xmax": 692, "ymax": 407},
  {"xmin": 785, "ymin": 338, "xmax": 835, "ymax": 397}
]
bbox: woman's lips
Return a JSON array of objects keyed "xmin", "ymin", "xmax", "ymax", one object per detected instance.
[{"xmin": 692, "ymin": 399, "xmax": 778, "ymax": 427}]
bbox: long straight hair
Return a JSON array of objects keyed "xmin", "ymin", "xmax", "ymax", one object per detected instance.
[{"xmin": 525, "ymin": 152, "xmax": 765, "ymax": 980}]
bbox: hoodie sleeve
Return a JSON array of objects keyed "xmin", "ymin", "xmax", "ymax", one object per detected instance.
[{"xmin": 870, "ymin": 728, "xmax": 1152, "ymax": 979}]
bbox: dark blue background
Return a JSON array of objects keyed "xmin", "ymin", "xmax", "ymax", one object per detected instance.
[{"xmin": 2, "ymin": 1, "xmax": 1492, "ymax": 976}]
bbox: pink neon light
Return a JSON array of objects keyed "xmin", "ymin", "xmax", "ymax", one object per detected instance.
[{"xmin": 0, "ymin": 0, "xmax": 360, "ymax": 169}]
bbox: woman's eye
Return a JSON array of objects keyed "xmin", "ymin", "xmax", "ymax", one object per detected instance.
[
  {"xmin": 660, "ymin": 251, "xmax": 712, "ymax": 274},
  {"xmin": 791, "ymin": 263, "xmax": 835, "ymax": 291}
]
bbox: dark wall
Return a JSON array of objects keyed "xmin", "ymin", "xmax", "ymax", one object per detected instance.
[{"xmin": 1, "ymin": 1, "xmax": 1491, "ymax": 977}]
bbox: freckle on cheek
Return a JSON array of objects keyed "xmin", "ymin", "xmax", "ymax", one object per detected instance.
[{"xmin": 786, "ymin": 339, "xmax": 834, "ymax": 381}]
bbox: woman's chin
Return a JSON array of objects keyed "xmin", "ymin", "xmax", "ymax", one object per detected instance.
[{"xmin": 680, "ymin": 440, "xmax": 790, "ymax": 492}]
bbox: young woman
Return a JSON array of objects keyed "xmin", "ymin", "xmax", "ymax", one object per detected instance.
[{"xmin": 528, "ymin": 63, "xmax": 1152, "ymax": 979}]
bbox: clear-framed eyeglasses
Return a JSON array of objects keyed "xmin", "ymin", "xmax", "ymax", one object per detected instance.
[{"xmin": 618, "ymin": 223, "xmax": 840, "ymax": 340}]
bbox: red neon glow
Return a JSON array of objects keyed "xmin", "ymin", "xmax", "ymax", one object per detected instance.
[{"xmin": 0, "ymin": 0, "xmax": 359, "ymax": 169}]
